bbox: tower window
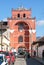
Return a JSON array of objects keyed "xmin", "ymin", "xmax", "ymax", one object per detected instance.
[
  {"xmin": 18, "ymin": 14, "xmax": 20, "ymax": 18},
  {"xmin": 23, "ymin": 14, "xmax": 26, "ymax": 18},
  {"xmin": 18, "ymin": 36, "xmax": 23, "ymax": 42},
  {"xmin": 18, "ymin": 23, "xmax": 24, "ymax": 30}
]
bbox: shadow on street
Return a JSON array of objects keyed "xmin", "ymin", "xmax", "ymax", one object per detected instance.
[
  {"xmin": 25, "ymin": 57, "xmax": 42, "ymax": 65},
  {"xmin": 26, "ymin": 58, "xmax": 33, "ymax": 65}
]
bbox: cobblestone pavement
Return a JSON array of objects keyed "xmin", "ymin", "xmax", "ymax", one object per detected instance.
[{"xmin": 14, "ymin": 57, "xmax": 43, "ymax": 65}]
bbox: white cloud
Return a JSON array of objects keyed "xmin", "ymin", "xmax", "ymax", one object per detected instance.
[
  {"xmin": 36, "ymin": 20, "xmax": 44, "ymax": 26},
  {"xmin": 3, "ymin": 18, "xmax": 8, "ymax": 21}
]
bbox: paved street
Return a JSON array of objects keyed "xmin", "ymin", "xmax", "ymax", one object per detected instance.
[
  {"xmin": 14, "ymin": 58, "xmax": 43, "ymax": 65},
  {"xmin": 14, "ymin": 58, "xmax": 26, "ymax": 65}
]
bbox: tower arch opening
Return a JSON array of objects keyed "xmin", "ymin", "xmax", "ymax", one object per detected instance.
[
  {"xmin": 18, "ymin": 46, "xmax": 26, "ymax": 55},
  {"xmin": 15, "ymin": 21, "xmax": 30, "ymax": 52}
]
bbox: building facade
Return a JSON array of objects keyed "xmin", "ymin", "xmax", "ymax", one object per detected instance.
[
  {"xmin": 32, "ymin": 37, "xmax": 44, "ymax": 58},
  {"xmin": 8, "ymin": 7, "xmax": 36, "ymax": 53},
  {"xmin": 0, "ymin": 21, "xmax": 10, "ymax": 51}
]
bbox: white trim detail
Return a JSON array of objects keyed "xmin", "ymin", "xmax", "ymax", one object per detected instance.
[
  {"xmin": 20, "ymin": 30, "xmax": 23, "ymax": 32},
  {"xmin": 8, "ymin": 29, "xmax": 14, "ymax": 33},
  {"xmin": 32, "ymin": 30, "xmax": 36, "ymax": 33},
  {"xmin": 29, "ymin": 29, "xmax": 36, "ymax": 33},
  {"xmin": 29, "ymin": 30, "xmax": 32, "ymax": 33}
]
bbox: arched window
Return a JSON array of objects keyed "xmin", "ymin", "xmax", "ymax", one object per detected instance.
[
  {"xmin": 18, "ymin": 23, "xmax": 24, "ymax": 30},
  {"xmin": 18, "ymin": 14, "xmax": 20, "ymax": 18},
  {"xmin": 18, "ymin": 36, "xmax": 23, "ymax": 42},
  {"xmin": 23, "ymin": 14, "xmax": 26, "ymax": 18}
]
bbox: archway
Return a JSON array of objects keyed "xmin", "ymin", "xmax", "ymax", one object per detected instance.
[
  {"xmin": 15, "ymin": 21, "xmax": 30, "ymax": 52},
  {"xmin": 18, "ymin": 46, "xmax": 26, "ymax": 54}
]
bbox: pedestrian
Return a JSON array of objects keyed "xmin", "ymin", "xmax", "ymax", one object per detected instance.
[
  {"xmin": 34, "ymin": 50, "xmax": 36, "ymax": 57},
  {"xmin": 42, "ymin": 50, "xmax": 44, "ymax": 60}
]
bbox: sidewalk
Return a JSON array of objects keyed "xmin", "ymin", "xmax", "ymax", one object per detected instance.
[{"xmin": 34, "ymin": 57, "xmax": 44, "ymax": 65}]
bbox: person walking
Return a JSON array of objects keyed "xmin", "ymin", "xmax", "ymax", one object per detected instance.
[
  {"xmin": 42, "ymin": 50, "xmax": 44, "ymax": 60},
  {"xmin": 34, "ymin": 50, "xmax": 36, "ymax": 57}
]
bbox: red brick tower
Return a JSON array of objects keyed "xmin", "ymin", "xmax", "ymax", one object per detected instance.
[{"xmin": 8, "ymin": 7, "xmax": 36, "ymax": 53}]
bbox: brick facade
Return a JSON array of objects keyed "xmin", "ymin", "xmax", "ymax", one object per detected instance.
[{"xmin": 8, "ymin": 7, "xmax": 36, "ymax": 53}]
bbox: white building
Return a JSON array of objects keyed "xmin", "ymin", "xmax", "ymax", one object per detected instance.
[
  {"xmin": 0, "ymin": 21, "xmax": 10, "ymax": 51},
  {"xmin": 32, "ymin": 36, "xmax": 44, "ymax": 58}
]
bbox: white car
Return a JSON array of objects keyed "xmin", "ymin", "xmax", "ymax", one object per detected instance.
[{"xmin": 0, "ymin": 54, "xmax": 8, "ymax": 65}]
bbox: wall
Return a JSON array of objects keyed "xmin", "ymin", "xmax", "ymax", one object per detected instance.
[{"xmin": 38, "ymin": 45, "xmax": 44, "ymax": 58}]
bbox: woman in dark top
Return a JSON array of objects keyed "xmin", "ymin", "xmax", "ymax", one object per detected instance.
[{"xmin": 42, "ymin": 50, "xmax": 44, "ymax": 59}]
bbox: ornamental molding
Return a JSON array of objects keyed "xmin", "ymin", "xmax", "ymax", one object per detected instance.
[{"xmin": 29, "ymin": 29, "xmax": 36, "ymax": 33}]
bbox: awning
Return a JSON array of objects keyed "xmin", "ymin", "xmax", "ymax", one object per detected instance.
[{"xmin": 32, "ymin": 41, "xmax": 44, "ymax": 46}]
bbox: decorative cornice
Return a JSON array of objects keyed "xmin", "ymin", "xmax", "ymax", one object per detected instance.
[{"xmin": 12, "ymin": 7, "xmax": 31, "ymax": 11}]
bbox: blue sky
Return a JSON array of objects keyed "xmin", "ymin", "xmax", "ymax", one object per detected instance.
[{"xmin": 0, "ymin": 0, "xmax": 44, "ymax": 37}]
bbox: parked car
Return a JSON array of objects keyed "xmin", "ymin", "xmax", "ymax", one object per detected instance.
[
  {"xmin": 9, "ymin": 52, "xmax": 15, "ymax": 64},
  {"xmin": 17, "ymin": 51, "xmax": 26, "ymax": 58},
  {"xmin": 0, "ymin": 50, "xmax": 4, "ymax": 54},
  {"xmin": 3, "ymin": 51, "xmax": 11, "ymax": 65},
  {"xmin": 0, "ymin": 54, "xmax": 8, "ymax": 65}
]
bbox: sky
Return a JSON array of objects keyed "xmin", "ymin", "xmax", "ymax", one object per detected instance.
[{"xmin": 0, "ymin": 0, "xmax": 44, "ymax": 37}]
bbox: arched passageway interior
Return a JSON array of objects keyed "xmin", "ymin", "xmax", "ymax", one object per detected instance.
[
  {"xmin": 15, "ymin": 22, "xmax": 29, "ymax": 52},
  {"xmin": 18, "ymin": 46, "xmax": 26, "ymax": 54}
]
